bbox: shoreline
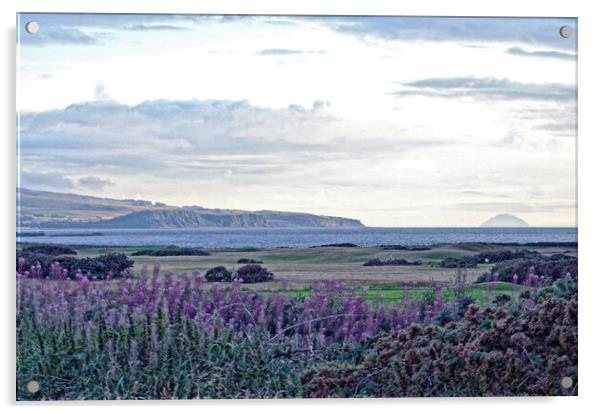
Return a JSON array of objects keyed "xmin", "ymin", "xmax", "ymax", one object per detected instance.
[{"xmin": 16, "ymin": 240, "xmax": 579, "ymax": 249}]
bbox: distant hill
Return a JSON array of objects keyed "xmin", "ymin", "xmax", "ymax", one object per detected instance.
[
  {"xmin": 480, "ymin": 214, "xmax": 528, "ymax": 228},
  {"xmin": 17, "ymin": 188, "xmax": 364, "ymax": 229},
  {"xmin": 17, "ymin": 187, "xmax": 173, "ymax": 226}
]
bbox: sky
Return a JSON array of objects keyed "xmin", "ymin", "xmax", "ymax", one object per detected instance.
[{"xmin": 16, "ymin": 14, "xmax": 577, "ymax": 227}]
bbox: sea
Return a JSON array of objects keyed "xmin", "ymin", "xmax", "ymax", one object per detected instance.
[{"xmin": 16, "ymin": 227, "xmax": 578, "ymax": 248}]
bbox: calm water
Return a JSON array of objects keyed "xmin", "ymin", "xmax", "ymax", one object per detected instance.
[{"xmin": 17, "ymin": 227, "xmax": 577, "ymax": 248}]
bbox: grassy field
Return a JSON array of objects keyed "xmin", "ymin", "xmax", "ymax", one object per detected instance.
[
  {"xmin": 246, "ymin": 281, "xmax": 524, "ymax": 305},
  {"xmin": 64, "ymin": 243, "xmax": 576, "ymax": 291}
]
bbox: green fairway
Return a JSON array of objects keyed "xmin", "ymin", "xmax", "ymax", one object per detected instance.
[{"xmin": 249, "ymin": 281, "xmax": 525, "ymax": 306}]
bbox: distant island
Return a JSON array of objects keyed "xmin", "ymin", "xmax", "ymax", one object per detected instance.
[
  {"xmin": 17, "ymin": 188, "xmax": 364, "ymax": 229},
  {"xmin": 480, "ymin": 214, "xmax": 528, "ymax": 228}
]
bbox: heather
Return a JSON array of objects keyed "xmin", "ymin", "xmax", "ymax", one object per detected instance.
[{"xmin": 16, "ymin": 259, "xmax": 577, "ymax": 399}]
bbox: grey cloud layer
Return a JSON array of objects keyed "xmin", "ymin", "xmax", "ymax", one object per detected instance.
[
  {"xmin": 320, "ymin": 16, "xmax": 577, "ymax": 50},
  {"xmin": 19, "ymin": 171, "xmax": 75, "ymax": 190},
  {"xmin": 20, "ymin": 170, "xmax": 116, "ymax": 192},
  {"xmin": 78, "ymin": 176, "xmax": 115, "ymax": 190},
  {"xmin": 19, "ymin": 14, "xmax": 578, "ymax": 51},
  {"xmin": 257, "ymin": 49, "xmax": 326, "ymax": 55},
  {"xmin": 19, "ymin": 99, "xmax": 447, "ymax": 190},
  {"xmin": 506, "ymin": 47, "xmax": 575, "ymax": 60},
  {"xmin": 18, "ymin": 13, "xmax": 199, "ymax": 44},
  {"xmin": 19, "ymin": 26, "xmax": 99, "ymax": 45},
  {"xmin": 391, "ymin": 77, "xmax": 575, "ymax": 102}
]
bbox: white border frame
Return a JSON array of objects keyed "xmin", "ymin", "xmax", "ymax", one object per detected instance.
[{"xmin": 2, "ymin": 1, "xmax": 600, "ymax": 412}]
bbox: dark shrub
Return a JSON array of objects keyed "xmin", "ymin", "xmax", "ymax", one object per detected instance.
[
  {"xmin": 378, "ymin": 245, "xmax": 431, "ymax": 251},
  {"xmin": 16, "ymin": 251, "xmax": 53, "ymax": 275},
  {"xmin": 440, "ymin": 256, "xmax": 480, "ymax": 268},
  {"xmin": 234, "ymin": 264, "xmax": 274, "ymax": 283},
  {"xmin": 310, "ymin": 243, "xmax": 359, "ymax": 248},
  {"xmin": 97, "ymin": 253, "xmax": 134, "ymax": 275},
  {"xmin": 476, "ymin": 249, "xmax": 538, "ymax": 263},
  {"xmin": 440, "ymin": 250, "xmax": 540, "ymax": 269},
  {"xmin": 535, "ymin": 277, "xmax": 577, "ymax": 301},
  {"xmin": 434, "ymin": 308, "xmax": 456, "ymax": 326},
  {"xmin": 237, "ymin": 258, "xmax": 264, "ymax": 264},
  {"xmin": 363, "ymin": 258, "xmax": 422, "ymax": 266},
  {"xmin": 475, "ymin": 254, "xmax": 577, "ymax": 284},
  {"xmin": 22, "ymin": 244, "xmax": 77, "ymax": 255},
  {"xmin": 301, "ymin": 292, "xmax": 577, "ymax": 397},
  {"xmin": 204, "ymin": 266, "xmax": 233, "ymax": 282},
  {"xmin": 16, "ymin": 251, "xmax": 133, "ymax": 280},
  {"xmin": 132, "ymin": 247, "xmax": 209, "ymax": 256},
  {"xmin": 68, "ymin": 257, "xmax": 107, "ymax": 279},
  {"xmin": 455, "ymin": 294, "xmax": 476, "ymax": 316},
  {"xmin": 60, "ymin": 253, "xmax": 133, "ymax": 280},
  {"xmin": 492, "ymin": 294, "xmax": 512, "ymax": 306}
]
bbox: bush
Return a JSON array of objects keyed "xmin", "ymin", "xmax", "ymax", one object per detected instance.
[
  {"xmin": 378, "ymin": 245, "xmax": 431, "ymax": 251},
  {"xmin": 67, "ymin": 257, "xmax": 107, "ymax": 279},
  {"xmin": 16, "ymin": 251, "xmax": 133, "ymax": 280},
  {"xmin": 310, "ymin": 243, "xmax": 359, "ymax": 248},
  {"xmin": 204, "ymin": 266, "xmax": 233, "ymax": 282},
  {"xmin": 454, "ymin": 294, "xmax": 476, "ymax": 316},
  {"xmin": 16, "ymin": 251, "xmax": 54, "ymax": 276},
  {"xmin": 475, "ymin": 254, "xmax": 577, "ymax": 284},
  {"xmin": 440, "ymin": 250, "xmax": 540, "ymax": 269},
  {"xmin": 363, "ymin": 258, "xmax": 422, "ymax": 266},
  {"xmin": 535, "ymin": 276, "xmax": 577, "ymax": 301},
  {"xmin": 476, "ymin": 249, "xmax": 538, "ymax": 263},
  {"xmin": 98, "ymin": 253, "xmax": 134, "ymax": 276},
  {"xmin": 234, "ymin": 264, "xmax": 274, "ymax": 283},
  {"xmin": 301, "ymin": 292, "xmax": 577, "ymax": 397},
  {"xmin": 61, "ymin": 253, "xmax": 133, "ymax": 280},
  {"xmin": 237, "ymin": 258, "xmax": 263, "ymax": 264},
  {"xmin": 440, "ymin": 256, "xmax": 480, "ymax": 268},
  {"xmin": 131, "ymin": 247, "xmax": 209, "ymax": 256},
  {"xmin": 22, "ymin": 244, "xmax": 77, "ymax": 255}
]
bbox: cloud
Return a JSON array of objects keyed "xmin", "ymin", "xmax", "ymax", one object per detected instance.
[
  {"xmin": 257, "ymin": 48, "xmax": 325, "ymax": 55},
  {"xmin": 94, "ymin": 82, "xmax": 110, "ymax": 101},
  {"xmin": 455, "ymin": 201, "xmax": 575, "ymax": 213},
  {"xmin": 460, "ymin": 190, "xmax": 511, "ymax": 199},
  {"xmin": 20, "ymin": 26, "xmax": 99, "ymax": 45},
  {"xmin": 18, "ymin": 98, "xmax": 455, "ymax": 201},
  {"xmin": 506, "ymin": 47, "xmax": 576, "ymax": 60},
  {"xmin": 391, "ymin": 77, "xmax": 575, "ymax": 102},
  {"xmin": 536, "ymin": 122, "xmax": 576, "ymax": 133},
  {"xmin": 123, "ymin": 24, "xmax": 190, "ymax": 31},
  {"xmin": 18, "ymin": 13, "xmax": 198, "ymax": 45},
  {"xmin": 501, "ymin": 130, "xmax": 524, "ymax": 146},
  {"xmin": 20, "ymin": 171, "xmax": 74, "ymax": 190},
  {"xmin": 78, "ymin": 176, "xmax": 115, "ymax": 190},
  {"xmin": 320, "ymin": 16, "xmax": 577, "ymax": 50},
  {"xmin": 19, "ymin": 99, "xmax": 444, "ymax": 160}
]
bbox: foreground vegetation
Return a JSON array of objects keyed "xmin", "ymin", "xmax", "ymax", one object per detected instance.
[{"xmin": 16, "ymin": 251, "xmax": 577, "ymax": 399}]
